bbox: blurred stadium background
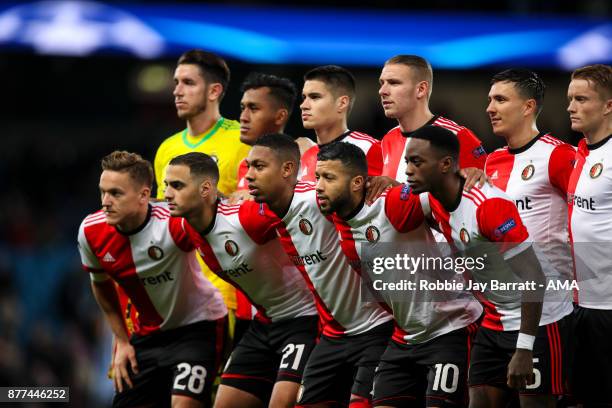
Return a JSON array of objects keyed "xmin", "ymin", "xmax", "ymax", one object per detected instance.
[{"xmin": 0, "ymin": 1, "xmax": 609, "ymax": 405}]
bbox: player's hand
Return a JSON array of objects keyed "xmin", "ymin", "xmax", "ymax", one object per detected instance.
[
  {"xmin": 459, "ymin": 167, "xmax": 488, "ymax": 192},
  {"xmin": 228, "ymin": 190, "xmax": 253, "ymax": 205},
  {"xmin": 113, "ymin": 338, "xmax": 139, "ymax": 393},
  {"xmin": 365, "ymin": 176, "xmax": 400, "ymax": 205},
  {"xmin": 507, "ymin": 349, "xmax": 534, "ymax": 390}
]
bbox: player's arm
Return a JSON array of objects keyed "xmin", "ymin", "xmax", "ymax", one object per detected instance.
[
  {"xmin": 477, "ymin": 198, "xmax": 544, "ymax": 390},
  {"xmin": 549, "ymin": 143, "xmax": 577, "ymax": 196},
  {"xmin": 505, "ymin": 246, "xmax": 545, "ymax": 390},
  {"xmin": 459, "ymin": 167, "xmax": 488, "ymax": 191},
  {"xmin": 385, "ymin": 185, "xmax": 426, "ymax": 232},
  {"xmin": 365, "ymin": 176, "xmax": 401, "ymax": 204},
  {"xmin": 90, "ymin": 277, "xmax": 139, "ymax": 393}
]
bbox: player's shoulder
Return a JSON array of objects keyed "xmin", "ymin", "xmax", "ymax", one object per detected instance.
[
  {"xmin": 295, "ymin": 181, "xmax": 316, "ymax": 192},
  {"xmin": 81, "ymin": 210, "xmax": 107, "ymax": 229},
  {"xmin": 151, "ymin": 202, "xmax": 171, "ymax": 219},
  {"xmin": 432, "ymin": 116, "xmax": 467, "ymax": 135},
  {"xmin": 488, "ymin": 146, "xmax": 510, "ymax": 158},
  {"xmin": 538, "ymin": 133, "xmax": 566, "ymax": 146},
  {"xmin": 218, "ymin": 200, "xmax": 242, "ymax": 216},
  {"xmin": 220, "ymin": 117, "xmax": 240, "ymax": 132},
  {"xmin": 157, "ymin": 129, "xmax": 185, "ymax": 151},
  {"xmin": 302, "ymin": 144, "xmax": 319, "ymax": 157},
  {"xmin": 346, "ymin": 130, "xmax": 379, "ymax": 145},
  {"xmin": 294, "ymin": 182, "xmax": 317, "ymax": 199},
  {"xmin": 382, "ymin": 125, "xmax": 402, "ymax": 140},
  {"xmin": 464, "ymin": 184, "xmax": 511, "ymax": 207}
]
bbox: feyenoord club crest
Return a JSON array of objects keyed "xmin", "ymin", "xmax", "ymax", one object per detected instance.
[
  {"xmin": 365, "ymin": 226, "xmax": 380, "ymax": 243},
  {"xmin": 147, "ymin": 246, "xmax": 164, "ymax": 260},
  {"xmin": 521, "ymin": 164, "xmax": 535, "ymax": 180},
  {"xmin": 298, "ymin": 218, "xmax": 313, "ymax": 235},
  {"xmin": 224, "ymin": 240, "xmax": 239, "ymax": 256},
  {"xmin": 459, "ymin": 228, "xmax": 471, "ymax": 244},
  {"xmin": 590, "ymin": 163, "xmax": 603, "ymax": 179}
]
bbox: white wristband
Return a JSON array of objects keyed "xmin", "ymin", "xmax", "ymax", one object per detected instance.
[{"xmin": 516, "ymin": 333, "xmax": 535, "ymax": 350}]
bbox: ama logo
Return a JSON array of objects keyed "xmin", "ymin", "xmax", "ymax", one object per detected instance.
[
  {"xmin": 224, "ymin": 240, "xmax": 239, "ymax": 256},
  {"xmin": 365, "ymin": 226, "xmax": 380, "ymax": 243},
  {"xmin": 299, "ymin": 219, "xmax": 313, "ymax": 235}
]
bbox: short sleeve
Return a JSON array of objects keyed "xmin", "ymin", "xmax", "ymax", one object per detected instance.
[
  {"xmin": 458, "ymin": 128, "xmax": 487, "ymax": 170},
  {"xmin": 384, "ymin": 184, "xmax": 425, "ymax": 232},
  {"xmin": 239, "ymin": 201, "xmax": 278, "ymax": 245},
  {"xmin": 77, "ymin": 221, "xmax": 109, "ymax": 282},
  {"xmin": 366, "ymin": 141, "xmax": 384, "ymax": 176},
  {"xmin": 548, "ymin": 143, "xmax": 577, "ymax": 196},
  {"xmin": 476, "ymin": 198, "xmax": 530, "ymax": 259},
  {"xmin": 169, "ymin": 217, "xmax": 197, "ymax": 252}
]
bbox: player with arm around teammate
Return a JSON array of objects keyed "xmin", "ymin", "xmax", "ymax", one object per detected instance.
[
  {"xmin": 164, "ymin": 152, "xmax": 319, "ymax": 408},
  {"xmin": 245, "ymin": 134, "xmax": 394, "ymax": 407},
  {"xmin": 315, "ymin": 141, "xmax": 483, "ymax": 407}
]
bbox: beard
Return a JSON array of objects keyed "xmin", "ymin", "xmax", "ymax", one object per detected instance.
[{"xmin": 177, "ymin": 95, "xmax": 208, "ymax": 120}]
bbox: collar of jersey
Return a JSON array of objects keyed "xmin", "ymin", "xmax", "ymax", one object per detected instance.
[
  {"xmin": 200, "ymin": 200, "xmax": 219, "ymax": 236},
  {"xmin": 341, "ymin": 196, "xmax": 366, "ymax": 221},
  {"xmin": 319, "ymin": 129, "xmax": 351, "ymax": 147},
  {"xmin": 448, "ymin": 177, "xmax": 466, "ymax": 213},
  {"xmin": 400, "ymin": 115, "xmax": 438, "ymax": 138},
  {"xmin": 182, "ymin": 117, "xmax": 225, "ymax": 148},
  {"xmin": 586, "ymin": 134, "xmax": 612, "ymax": 151},
  {"xmin": 507, "ymin": 132, "xmax": 546, "ymax": 155},
  {"xmin": 116, "ymin": 204, "xmax": 152, "ymax": 236}
]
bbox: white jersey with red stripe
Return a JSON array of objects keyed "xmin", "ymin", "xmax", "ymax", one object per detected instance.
[
  {"xmin": 423, "ymin": 184, "xmax": 541, "ymax": 331},
  {"xmin": 265, "ymin": 181, "xmax": 393, "ymax": 338},
  {"xmin": 381, "ymin": 115, "xmax": 487, "ymax": 182},
  {"xmin": 190, "ymin": 200, "xmax": 317, "ymax": 323},
  {"xmin": 77, "ymin": 202, "xmax": 227, "ymax": 336},
  {"xmin": 568, "ymin": 135, "xmax": 612, "ymax": 309},
  {"xmin": 333, "ymin": 185, "xmax": 483, "ymax": 344},
  {"xmin": 299, "ymin": 130, "xmax": 383, "ymax": 182},
  {"xmin": 485, "ymin": 133, "xmax": 574, "ymax": 321}
]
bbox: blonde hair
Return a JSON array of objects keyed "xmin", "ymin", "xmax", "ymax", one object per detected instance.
[{"xmin": 101, "ymin": 151, "xmax": 153, "ymax": 188}]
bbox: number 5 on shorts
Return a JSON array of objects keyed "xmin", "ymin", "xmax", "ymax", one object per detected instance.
[
  {"xmin": 525, "ymin": 358, "xmax": 541, "ymax": 390},
  {"xmin": 279, "ymin": 343, "xmax": 305, "ymax": 370}
]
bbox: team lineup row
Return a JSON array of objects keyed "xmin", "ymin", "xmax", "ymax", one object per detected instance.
[{"xmin": 77, "ymin": 50, "xmax": 611, "ymax": 408}]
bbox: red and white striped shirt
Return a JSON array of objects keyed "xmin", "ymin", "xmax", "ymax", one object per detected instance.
[
  {"xmin": 423, "ymin": 184, "xmax": 537, "ymax": 331},
  {"xmin": 568, "ymin": 135, "xmax": 612, "ymax": 309},
  {"xmin": 189, "ymin": 200, "xmax": 317, "ymax": 323},
  {"xmin": 332, "ymin": 185, "xmax": 483, "ymax": 344},
  {"xmin": 263, "ymin": 182, "xmax": 393, "ymax": 338},
  {"xmin": 78, "ymin": 202, "xmax": 227, "ymax": 336},
  {"xmin": 382, "ymin": 115, "xmax": 486, "ymax": 182},
  {"xmin": 299, "ymin": 130, "xmax": 383, "ymax": 182}
]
